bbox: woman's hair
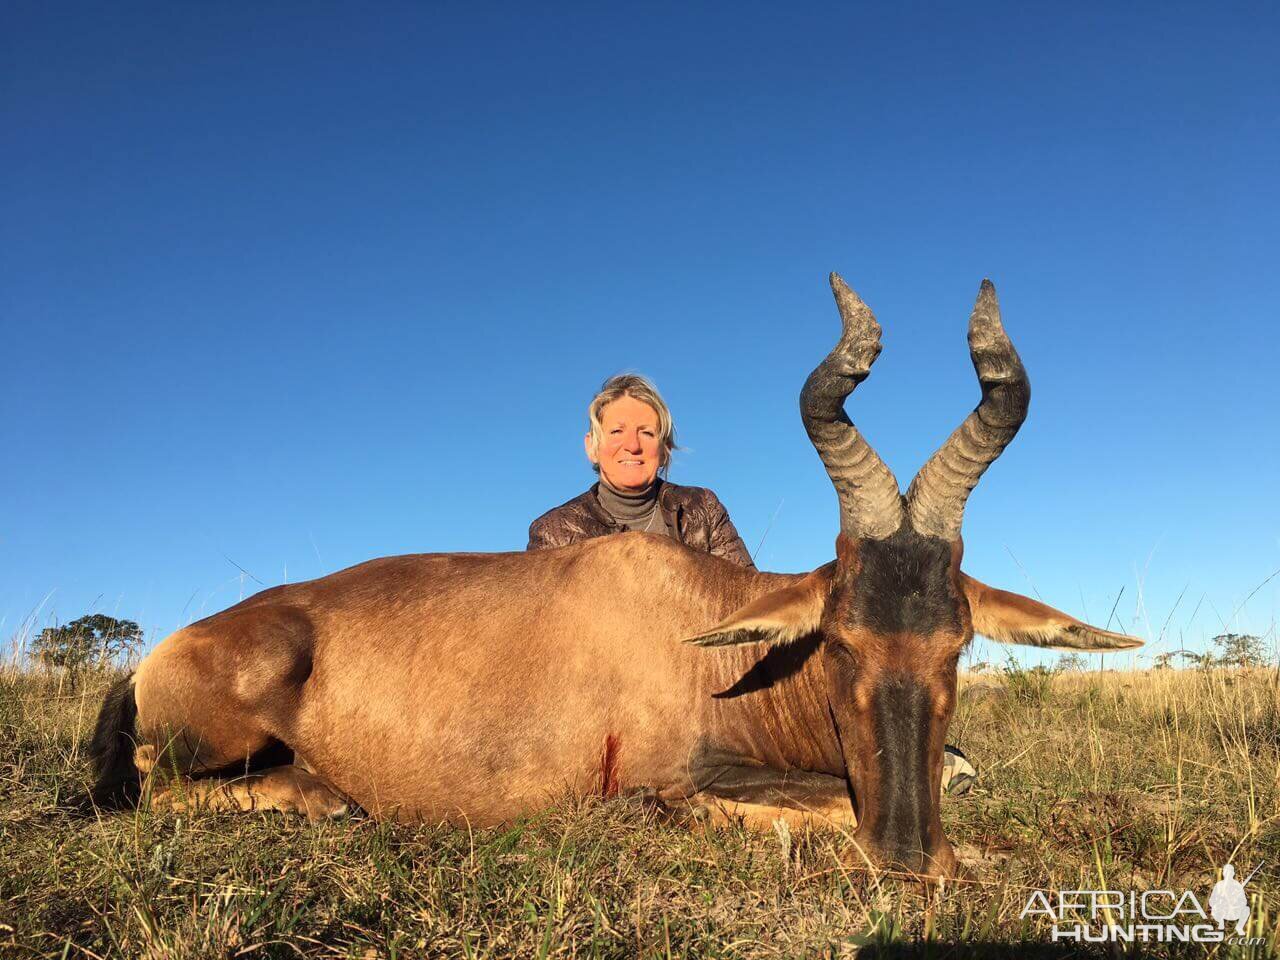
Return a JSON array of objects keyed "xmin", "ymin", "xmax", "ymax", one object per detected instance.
[{"xmin": 586, "ymin": 373, "xmax": 678, "ymax": 476}]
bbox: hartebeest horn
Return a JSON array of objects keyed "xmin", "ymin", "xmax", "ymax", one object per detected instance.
[
  {"xmin": 800, "ymin": 273, "xmax": 903, "ymax": 540},
  {"xmin": 905, "ymin": 280, "xmax": 1030, "ymax": 541}
]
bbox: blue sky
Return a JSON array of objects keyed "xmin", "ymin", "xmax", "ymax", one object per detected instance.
[{"xmin": 3, "ymin": 3, "xmax": 1277, "ymax": 666}]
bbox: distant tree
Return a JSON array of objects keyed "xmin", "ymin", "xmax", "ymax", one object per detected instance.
[
  {"xmin": 1152, "ymin": 651, "xmax": 1178, "ymax": 670},
  {"xmin": 1055, "ymin": 653, "xmax": 1089, "ymax": 672},
  {"xmin": 1162, "ymin": 637, "xmax": 1268, "ymax": 671},
  {"xmin": 33, "ymin": 614, "xmax": 142, "ymax": 679},
  {"xmin": 1177, "ymin": 649, "xmax": 1217, "ymax": 669},
  {"xmin": 1210, "ymin": 633, "xmax": 1267, "ymax": 669}
]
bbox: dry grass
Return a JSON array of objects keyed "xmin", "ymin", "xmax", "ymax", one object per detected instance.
[{"xmin": 1, "ymin": 665, "xmax": 1278, "ymax": 958}]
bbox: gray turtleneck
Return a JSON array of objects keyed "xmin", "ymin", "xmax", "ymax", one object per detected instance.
[{"xmin": 595, "ymin": 480, "xmax": 671, "ymax": 538}]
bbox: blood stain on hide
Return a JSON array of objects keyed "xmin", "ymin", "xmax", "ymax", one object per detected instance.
[{"xmin": 599, "ymin": 733, "xmax": 621, "ymax": 799}]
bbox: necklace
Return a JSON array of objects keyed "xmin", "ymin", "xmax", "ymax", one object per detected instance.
[{"xmin": 640, "ymin": 506, "xmax": 661, "ymax": 533}]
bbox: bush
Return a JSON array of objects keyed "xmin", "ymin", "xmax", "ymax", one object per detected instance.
[{"xmin": 1000, "ymin": 657, "xmax": 1057, "ymax": 706}]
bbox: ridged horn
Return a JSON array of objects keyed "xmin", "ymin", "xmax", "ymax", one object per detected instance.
[
  {"xmin": 906, "ymin": 280, "xmax": 1030, "ymax": 541},
  {"xmin": 799, "ymin": 273, "xmax": 903, "ymax": 541}
]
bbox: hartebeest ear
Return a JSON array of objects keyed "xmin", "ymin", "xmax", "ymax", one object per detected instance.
[
  {"xmin": 962, "ymin": 575, "xmax": 1144, "ymax": 651},
  {"xmin": 683, "ymin": 564, "xmax": 835, "ymax": 648}
]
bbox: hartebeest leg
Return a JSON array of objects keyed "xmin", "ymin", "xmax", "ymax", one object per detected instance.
[
  {"xmin": 681, "ymin": 768, "xmax": 858, "ymax": 832},
  {"xmin": 147, "ymin": 764, "xmax": 349, "ymax": 821},
  {"xmin": 685, "ymin": 795, "xmax": 858, "ymax": 831},
  {"xmin": 126, "ymin": 610, "xmax": 350, "ymax": 821}
]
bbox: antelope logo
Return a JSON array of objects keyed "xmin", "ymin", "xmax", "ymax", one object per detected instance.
[
  {"xmin": 1021, "ymin": 863, "xmax": 1265, "ymax": 944},
  {"xmin": 1209, "ymin": 864, "xmax": 1253, "ymax": 936}
]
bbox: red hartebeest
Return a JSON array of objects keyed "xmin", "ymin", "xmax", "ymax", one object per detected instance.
[{"xmin": 89, "ymin": 275, "xmax": 1141, "ymax": 878}]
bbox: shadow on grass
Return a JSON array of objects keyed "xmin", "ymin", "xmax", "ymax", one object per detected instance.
[{"xmin": 845, "ymin": 946, "xmax": 1098, "ymax": 958}]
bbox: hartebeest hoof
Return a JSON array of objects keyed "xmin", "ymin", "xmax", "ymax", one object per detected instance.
[
  {"xmin": 616, "ymin": 788, "xmax": 706, "ymax": 827},
  {"xmin": 147, "ymin": 765, "xmax": 350, "ymax": 822}
]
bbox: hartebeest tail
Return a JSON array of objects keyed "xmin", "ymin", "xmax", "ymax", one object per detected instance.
[{"xmin": 87, "ymin": 673, "xmax": 141, "ymax": 808}]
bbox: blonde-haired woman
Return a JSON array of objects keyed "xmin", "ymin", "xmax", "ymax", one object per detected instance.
[
  {"xmin": 527, "ymin": 374, "xmax": 755, "ymax": 568},
  {"xmin": 527, "ymin": 373, "xmax": 977, "ymax": 794}
]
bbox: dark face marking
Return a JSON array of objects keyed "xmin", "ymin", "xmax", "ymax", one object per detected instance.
[
  {"xmin": 864, "ymin": 675, "xmax": 936, "ymax": 865},
  {"xmin": 839, "ymin": 525, "xmax": 963, "ymax": 636}
]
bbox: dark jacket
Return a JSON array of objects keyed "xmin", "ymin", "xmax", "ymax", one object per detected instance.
[{"xmin": 527, "ymin": 480, "xmax": 756, "ymax": 569}]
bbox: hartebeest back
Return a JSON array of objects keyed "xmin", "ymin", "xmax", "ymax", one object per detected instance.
[{"xmin": 89, "ymin": 274, "xmax": 1141, "ymax": 879}]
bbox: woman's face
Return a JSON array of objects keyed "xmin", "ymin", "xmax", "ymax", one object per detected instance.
[{"xmin": 586, "ymin": 396, "xmax": 662, "ymax": 492}]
